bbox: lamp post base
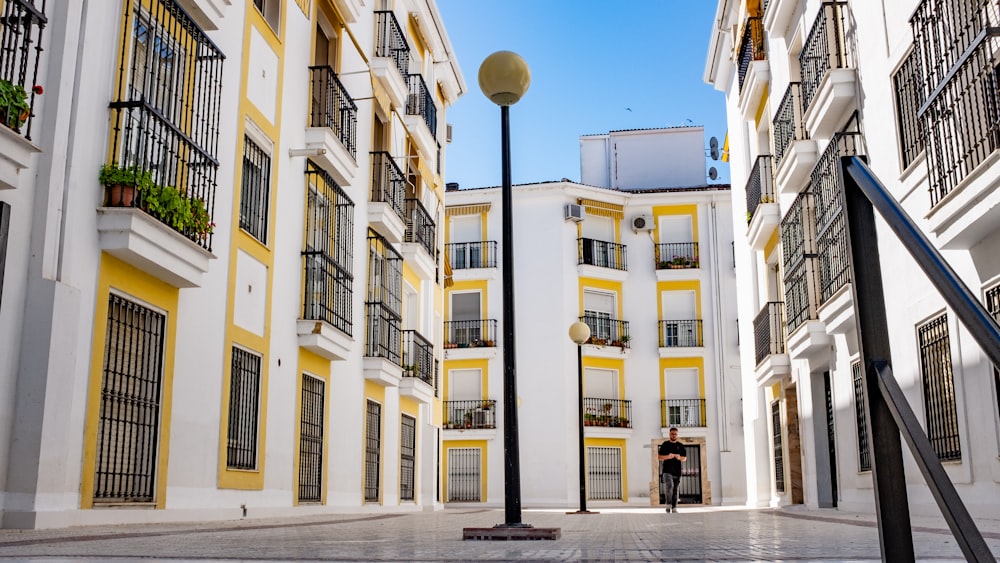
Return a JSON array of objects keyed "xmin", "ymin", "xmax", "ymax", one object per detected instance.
[
  {"xmin": 566, "ymin": 509, "xmax": 599, "ymax": 515},
  {"xmin": 463, "ymin": 524, "xmax": 561, "ymax": 541}
]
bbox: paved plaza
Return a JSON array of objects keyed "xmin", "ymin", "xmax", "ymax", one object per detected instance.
[{"xmin": 1, "ymin": 505, "xmax": 999, "ymax": 562}]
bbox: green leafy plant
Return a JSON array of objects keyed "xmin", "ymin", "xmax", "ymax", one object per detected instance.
[
  {"xmin": 98, "ymin": 163, "xmax": 154, "ymax": 189},
  {"xmin": 0, "ymin": 79, "xmax": 29, "ymax": 129},
  {"xmin": 143, "ymin": 183, "xmax": 214, "ymax": 240}
]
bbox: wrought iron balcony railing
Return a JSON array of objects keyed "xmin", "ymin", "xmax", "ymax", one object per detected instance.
[
  {"xmin": 781, "ymin": 192, "xmax": 820, "ymax": 332},
  {"xmin": 746, "ymin": 155, "xmax": 776, "ymax": 223},
  {"xmin": 580, "ymin": 314, "xmax": 630, "ymax": 348},
  {"xmin": 910, "ymin": 0, "xmax": 1000, "ymax": 207},
  {"xmin": 737, "ymin": 16, "xmax": 766, "ymax": 93},
  {"xmin": 444, "ymin": 319, "xmax": 497, "ymax": 348},
  {"xmin": 754, "ymin": 301, "xmax": 786, "ymax": 365},
  {"xmin": 661, "ymin": 399, "xmax": 707, "ymax": 428},
  {"xmin": 655, "ymin": 242, "xmax": 699, "ymax": 269},
  {"xmin": 364, "ymin": 302, "xmax": 401, "ymax": 364},
  {"xmin": 800, "ymin": 1, "xmax": 850, "ymax": 113},
  {"xmin": 403, "ymin": 198, "xmax": 435, "ymax": 256},
  {"xmin": 773, "ymin": 82, "xmax": 808, "ymax": 167},
  {"xmin": 659, "ymin": 319, "xmax": 703, "ymax": 347},
  {"xmin": 366, "ymin": 232, "xmax": 402, "ymax": 314},
  {"xmin": 583, "ymin": 398, "xmax": 632, "ymax": 428},
  {"xmin": 108, "ymin": 0, "xmax": 224, "ymax": 251},
  {"xmin": 406, "ymin": 73, "xmax": 437, "ymax": 136},
  {"xmin": 370, "ymin": 151, "xmax": 406, "ymax": 219},
  {"xmin": 401, "ymin": 329, "xmax": 434, "ymax": 387},
  {"xmin": 302, "ymin": 163, "xmax": 354, "ymax": 335},
  {"xmin": 0, "ymin": 0, "xmax": 46, "ymax": 140},
  {"xmin": 303, "ymin": 251, "xmax": 353, "ymax": 335},
  {"xmin": 444, "ymin": 399, "xmax": 496, "ymax": 430},
  {"xmin": 374, "ymin": 10, "xmax": 409, "ymax": 77},
  {"xmin": 814, "ymin": 132, "xmax": 864, "ymax": 303},
  {"xmin": 892, "ymin": 48, "xmax": 926, "ymax": 170},
  {"xmin": 308, "ymin": 65, "xmax": 357, "ymax": 157},
  {"xmin": 446, "ymin": 241, "xmax": 497, "ymax": 269},
  {"xmin": 578, "ymin": 238, "xmax": 627, "ymax": 271}
]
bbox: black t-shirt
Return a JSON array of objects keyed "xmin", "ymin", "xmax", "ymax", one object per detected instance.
[{"xmin": 658, "ymin": 440, "xmax": 686, "ymax": 477}]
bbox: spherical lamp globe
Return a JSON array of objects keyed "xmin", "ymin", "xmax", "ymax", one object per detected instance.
[
  {"xmin": 478, "ymin": 50, "xmax": 531, "ymax": 106},
  {"xmin": 568, "ymin": 321, "xmax": 591, "ymax": 345}
]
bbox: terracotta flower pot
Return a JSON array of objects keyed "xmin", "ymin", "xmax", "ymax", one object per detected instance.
[{"xmin": 105, "ymin": 183, "xmax": 137, "ymax": 207}]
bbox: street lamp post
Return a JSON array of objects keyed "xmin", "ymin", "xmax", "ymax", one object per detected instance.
[
  {"xmin": 478, "ymin": 51, "xmax": 531, "ymax": 528},
  {"xmin": 568, "ymin": 321, "xmax": 597, "ymax": 515}
]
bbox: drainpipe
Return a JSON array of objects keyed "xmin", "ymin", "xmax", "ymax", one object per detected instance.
[{"xmin": 710, "ymin": 199, "xmax": 729, "ymax": 452}]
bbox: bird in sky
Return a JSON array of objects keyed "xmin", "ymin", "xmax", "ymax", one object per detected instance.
[{"xmin": 625, "ymin": 107, "xmax": 632, "ymax": 112}]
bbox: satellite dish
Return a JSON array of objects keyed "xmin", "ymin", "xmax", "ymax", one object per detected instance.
[
  {"xmin": 708, "ymin": 167, "xmax": 718, "ymax": 181},
  {"xmin": 710, "ymin": 146, "xmax": 720, "ymax": 160},
  {"xmin": 709, "ymin": 136, "xmax": 719, "ymax": 150}
]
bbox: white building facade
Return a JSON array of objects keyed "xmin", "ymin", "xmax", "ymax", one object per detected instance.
[
  {"xmin": 0, "ymin": 0, "xmax": 465, "ymax": 529},
  {"xmin": 441, "ymin": 127, "xmax": 747, "ymax": 508},
  {"xmin": 705, "ymin": 0, "xmax": 1000, "ymax": 517}
]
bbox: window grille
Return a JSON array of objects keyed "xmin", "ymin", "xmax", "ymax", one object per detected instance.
[
  {"xmin": 240, "ymin": 136, "xmax": 271, "ymax": 243},
  {"xmin": 772, "ymin": 400, "xmax": 785, "ymax": 492},
  {"xmin": 227, "ymin": 347, "xmax": 261, "ymax": 470},
  {"xmin": 364, "ymin": 400, "xmax": 381, "ymax": 502},
  {"xmin": 298, "ymin": 374, "xmax": 324, "ymax": 503},
  {"xmin": 109, "ymin": 0, "xmax": 223, "ymax": 249},
  {"xmin": 892, "ymin": 48, "xmax": 926, "ymax": 169},
  {"xmin": 303, "ymin": 162, "xmax": 354, "ymax": 335},
  {"xmin": 852, "ymin": 360, "xmax": 871, "ymax": 472},
  {"xmin": 447, "ymin": 448, "xmax": 481, "ymax": 501},
  {"xmin": 586, "ymin": 446, "xmax": 622, "ymax": 500},
  {"xmin": 0, "ymin": 0, "xmax": 47, "ymax": 139},
  {"xmin": 94, "ymin": 294, "xmax": 165, "ymax": 502},
  {"xmin": 400, "ymin": 414, "xmax": 416, "ymax": 501},
  {"xmin": 987, "ymin": 285, "xmax": 1000, "ymax": 420},
  {"xmin": 917, "ymin": 314, "xmax": 962, "ymax": 461},
  {"xmin": 678, "ymin": 444, "xmax": 703, "ymax": 504},
  {"xmin": 365, "ymin": 232, "xmax": 402, "ymax": 362}
]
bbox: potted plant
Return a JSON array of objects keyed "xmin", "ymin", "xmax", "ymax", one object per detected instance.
[
  {"xmin": 142, "ymin": 183, "xmax": 214, "ymax": 241},
  {"xmin": 0, "ymin": 79, "xmax": 30, "ymax": 130},
  {"xmin": 99, "ymin": 163, "xmax": 154, "ymax": 207}
]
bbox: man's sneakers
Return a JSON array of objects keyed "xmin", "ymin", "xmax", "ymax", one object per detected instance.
[{"xmin": 665, "ymin": 506, "xmax": 673, "ymax": 513}]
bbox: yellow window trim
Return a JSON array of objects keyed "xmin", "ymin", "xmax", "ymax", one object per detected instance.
[{"xmin": 447, "ymin": 204, "xmax": 491, "ymax": 216}]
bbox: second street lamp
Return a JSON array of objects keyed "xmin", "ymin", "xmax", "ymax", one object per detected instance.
[{"xmin": 568, "ymin": 321, "xmax": 597, "ymax": 515}]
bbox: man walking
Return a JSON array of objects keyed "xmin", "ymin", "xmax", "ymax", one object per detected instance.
[{"xmin": 658, "ymin": 427, "xmax": 687, "ymax": 513}]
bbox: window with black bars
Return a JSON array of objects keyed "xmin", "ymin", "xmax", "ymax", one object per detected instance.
[
  {"xmin": 227, "ymin": 347, "xmax": 261, "ymax": 470},
  {"xmin": 109, "ymin": 0, "xmax": 223, "ymax": 250},
  {"xmin": 772, "ymin": 400, "xmax": 785, "ymax": 493},
  {"xmin": 0, "ymin": 0, "xmax": 47, "ymax": 139},
  {"xmin": 0, "ymin": 202, "xmax": 9, "ymax": 310},
  {"xmin": 400, "ymin": 414, "xmax": 416, "ymax": 501},
  {"xmin": 917, "ymin": 314, "xmax": 962, "ymax": 461},
  {"xmin": 303, "ymin": 162, "xmax": 354, "ymax": 335},
  {"xmin": 364, "ymin": 400, "xmax": 382, "ymax": 503},
  {"xmin": 587, "ymin": 446, "xmax": 623, "ymax": 500},
  {"xmin": 94, "ymin": 294, "xmax": 165, "ymax": 502},
  {"xmin": 365, "ymin": 231, "xmax": 403, "ymax": 362},
  {"xmin": 298, "ymin": 374, "xmax": 324, "ymax": 503},
  {"xmin": 447, "ymin": 448, "xmax": 481, "ymax": 502},
  {"xmin": 852, "ymin": 360, "xmax": 871, "ymax": 472},
  {"xmin": 985, "ymin": 285, "xmax": 1000, "ymax": 424},
  {"xmin": 240, "ymin": 136, "xmax": 271, "ymax": 243},
  {"xmin": 892, "ymin": 47, "xmax": 925, "ymax": 170}
]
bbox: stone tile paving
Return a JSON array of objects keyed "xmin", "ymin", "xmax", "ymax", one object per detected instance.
[{"xmin": 0, "ymin": 506, "xmax": 998, "ymax": 562}]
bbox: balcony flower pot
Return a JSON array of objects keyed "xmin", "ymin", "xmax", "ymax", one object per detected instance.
[
  {"xmin": 0, "ymin": 79, "xmax": 31, "ymax": 131},
  {"xmin": 99, "ymin": 163, "xmax": 154, "ymax": 208}
]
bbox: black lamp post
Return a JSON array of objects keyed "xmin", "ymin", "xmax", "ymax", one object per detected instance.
[
  {"xmin": 568, "ymin": 321, "xmax": 597, "ymax": 514},
  {"xmin": 478, "ymin": 50, "xmax": 531, "ymax": 527}
]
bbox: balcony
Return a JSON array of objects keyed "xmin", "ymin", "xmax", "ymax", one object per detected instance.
[
  {"xmin": 914, "ymin": 0, "xmax": 1000, "ymax": 248},
  {"xmin": 371, "ymin": 11, "xmax": 410, "ymax": 112},
  {"xmin": 737, "ymin": 16, "xmax": 770, "ymax": 121},
  {"xmin": 813, "ymin": 133, "xmax": 862, "ymax": 326},
  {"xmin": 400, "ymin": 329, "xmax": 435, "ymax": 403},
  {"xmin": 661, "ymin": 399, "xmax": 706, "ymax": 428},
  {"xmin": 305, "ymin": 65, "xmax": 358, "ymax": 186},
  {"xmin": 0, "ymin": 0, "xmax": 45, "ymax": 189},
  {"xmin": 753, "ymin": 301, "xmax": 790, "ymax": 386},
  {"xmin": 298, "ymin": 252, "xmax": 353, "ymax": 360},
  {"xmin": 580, "ymin": 314, "xmax": 630, "ymax": 358},
  {"xmin": 444, "ymin": 319, "xmax": 497, "ymax": 350},
  {"xmin": 658, "ymin": 320, "xmax": 703, "ymax": 354},
  {"xmin": 363, "ymin": 302, "xmax": 402, "ymax": 386},
  {"xmin": 773, "ymin": 82, "xmax": 817, "ymax": 194},
  {"xmin": 583, "ymin": 398, "xmax": 632, "ymax": 430},
  {"xmin": 655, "ymin": 242, "xmax": 699, "ymax": 271},
  {"xmin": 800, "ymin": 2, "xmax": 856, "ymax": 138},
  {"xmin": 745, "ymin": 155, "xmax": 779, "ymax": 249},
  {"xmin": 446, "ymin": 241, "xmax": 497, "ymax": 270},
  {"xmin": 400, "ymin": 198, "xmax": 435, "ymax": 279},
  {"xmin": 404, "ymin": 73, "xmax": 437, "ymax": 159},
  {"xmin": 369, "ymin": 151, "xmax": 406, "ymax": 243},
  {"xmin": 781, "ymin": 192, "xmax": 820, "ymax": 333},
  {"xmin": 578, "ymin": 238, "xmax": 627, "ymax": 278},
  {"xmin": 444, "ymin": 399, "xmax": 496, "ymax": 431}
]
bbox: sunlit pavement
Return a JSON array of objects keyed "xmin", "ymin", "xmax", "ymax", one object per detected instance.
[{"xmin": 1, "ymin": 505, "xmax": 998, "ymax": 562}]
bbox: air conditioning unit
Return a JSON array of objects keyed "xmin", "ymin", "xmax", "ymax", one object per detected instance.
[
  {"xmin": 632, "ymin": 214, "xmax": 654, "ymax": 231},
  {"xmin": 446, "ymin": 124, "xmax": 453, "ymax": 143},
  {"xmin": 564, "ymin": 203, "xmax": 585, "ymax": 222}
]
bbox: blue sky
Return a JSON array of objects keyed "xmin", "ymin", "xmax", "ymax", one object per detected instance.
[{"xmin": 436, "ymin": 0, "xmax": 731, "ymax": 189}]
